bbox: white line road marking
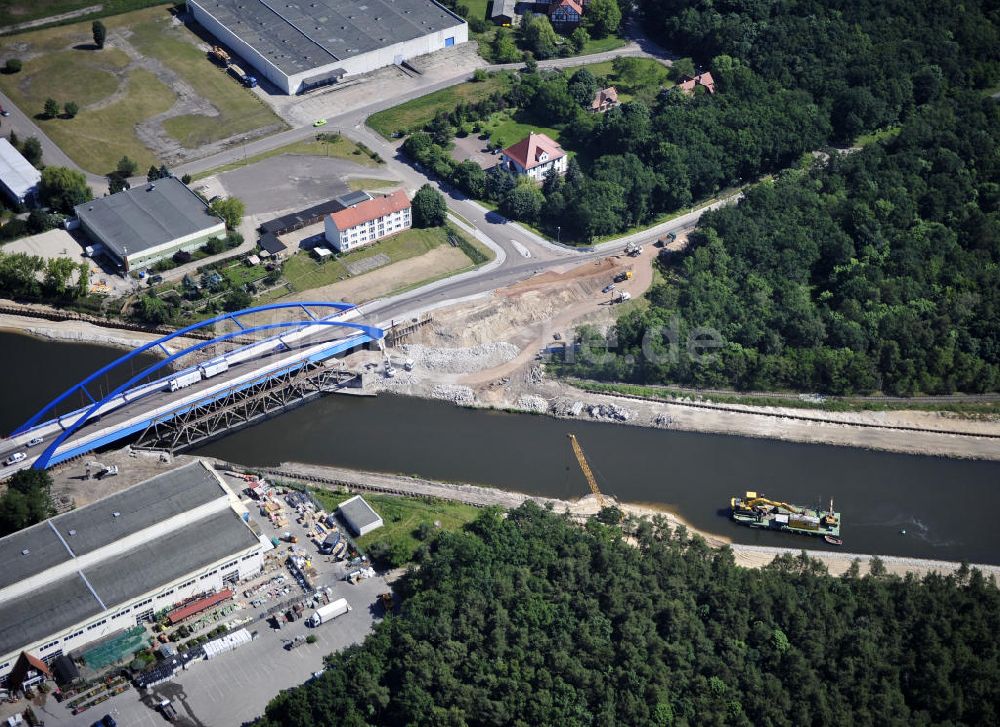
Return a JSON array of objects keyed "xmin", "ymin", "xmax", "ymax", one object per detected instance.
[{"xmin": 512, "ymin": 240, "xmax": 531, "ymax": 258}]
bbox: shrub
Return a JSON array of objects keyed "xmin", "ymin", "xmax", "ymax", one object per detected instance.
[{"xmin": 4, "ymin": 59, "xmax": 22, "ymax": 74}]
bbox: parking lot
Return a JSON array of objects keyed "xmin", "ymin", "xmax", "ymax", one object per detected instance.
[{"xmin": 28, "ymin": 478, "xmax": 390, "ymax": 727}]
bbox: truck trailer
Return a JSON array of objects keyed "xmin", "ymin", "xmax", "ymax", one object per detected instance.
[
  {"xmin": 306, "ymin": 598, "xmax": 350, "ymax": 627},
  {"xmin": 168, "ymin": 370, "xmax": 202, "ymax": 392},
  {"xmin": 198, "ymin": 360, "xmax": 230, "ymax": 379}
]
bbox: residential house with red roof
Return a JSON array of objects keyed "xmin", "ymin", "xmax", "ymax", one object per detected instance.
[
  {"xmin": 678, "ymin": 71, "xmax": 716, "ymax": 95},
  {"xmin": 591, "ymin": 86, "xmax": 620, "ymax": 113},
  {"xmin": 549, "ymin": 0, "xmax": 583, "ymax": 28},
  {"xmin": 500, "ymin": 132, "xmax": 567, "ymax": 182},
  {"xmin": 324, "ymin": 189, "xmax": 412, "ymax": 252}
]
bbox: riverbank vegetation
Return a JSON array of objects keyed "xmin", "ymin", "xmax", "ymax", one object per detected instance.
[
  {"xmin": 311, "ymin": 489, "xmax": 481, "ymax": 569},
  {"xmin": 257, "ymin": 502, "xmax": 1000, "ymax": 725},
  {"xmin": 0, "ymin": 470, "xmax": 55, "ymax": 537}
]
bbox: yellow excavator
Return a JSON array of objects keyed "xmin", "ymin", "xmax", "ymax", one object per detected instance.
[
  {"xmin": 568, "ymin": 433, "xmax": 608, "ymax": 509},
  {"xmin": 732, "ymin": 491, "xmax": 803, "ymax": 514}
]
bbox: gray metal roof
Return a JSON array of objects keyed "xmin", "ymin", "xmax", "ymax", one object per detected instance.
[
  {"xmin": 74, "ymin": 177, "xmax": 223, "ymax": 261},
  {"xmin": 337, "ymin": 495, "xmax": 381, "ymax": 533},
  {"xmin": 491, "ymin": 0, "xmax": 516, "ymax": 19},
  {"xmin": 0, "ymin": 501, "xmax": 260, "ymax": 658},
  {"xmin": 51, "ymin": 462, "xmax": 225, "ymax": 557},
  {"xmin": 190, "ymin": 0, "xmax": 466, "ymax": 75},
  {"xmin": 0, "ymin": 138, "xmax": 41, "ymax": 202},
  {"xmin": 0, "ymin": 520, "xmax": 73, "ymax": 593},
  {"xmin": 85, "ymin": 508, "xmax": 260, "ymax": 608},
  {"xmin": 335, "ymin": 190, "xmax": 372, "ymax": 207}
]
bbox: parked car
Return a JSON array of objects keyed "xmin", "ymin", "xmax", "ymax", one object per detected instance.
[
  {"xmin": 602, "ymin": 284, "xmax": 616, "ymax": 294},
  {"xmin": 147, "ymin": 274, "xmax": 164, "ymax": 285},
  {"xmin": 313, "ymin": 118, "xmax": 327, "ymax": 127},
  {"xmin": 158, "ymin": 698, "xmax": 177, "ymax": 721}
]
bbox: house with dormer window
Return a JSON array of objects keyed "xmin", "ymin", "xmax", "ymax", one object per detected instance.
[{"xmin": 500, "ymin": 132, "xmax": 567, "ymax": 182}]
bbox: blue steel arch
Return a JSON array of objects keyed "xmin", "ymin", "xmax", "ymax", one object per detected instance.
[{"xmin": 23, "ymin": 303, "xmax": 383, "ymax": 470}]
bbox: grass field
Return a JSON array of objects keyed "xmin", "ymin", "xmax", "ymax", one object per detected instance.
[
  {"xmin": 347, "ymin": 177, "xmax": 401, "ymax": 191},
  {"xmin": 367, "ymin": 72, "xmax": 513, "ymax": 138},
  {"xmin": 192, "ymin": 135, "xmax": 383, "ymax": 180},
  {"xmin": 311, "ymin": 490, "xmax": 482, "ymax": 565},
  {"xmin": 566, "ymin": 57, "xmax": 672, "ymax": 103},
  {"xmin": 479, "ymin": 110, "xmax": 562, "ymax": 148},
  {"xmin": 855, "ymin": 125, "xmax": 902, "ymax": 147},
  {"xmin": 0, "ymin": 0, "xmax": 167, "ymax": 29},
  {"xmin": 277, "ymin": 225, "xmax": 480, "ymax": 294},
  {"xmin": 126, "ymin": 8, "xmax": 282, "ymax": 148},
  {"xmin": 0, "ymin": 5, "xmax": 283, "ymax": 173}
]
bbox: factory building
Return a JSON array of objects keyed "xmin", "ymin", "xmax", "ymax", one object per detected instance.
[
  {"xmin": 0, "ymin": 138, "xmax": 41, "ymax": 206},
  {"xmin": 74, "ymin": 177, "xmax": 226, "ymax": 273},
  {"xmin": 187, "ymin": 0, "xmax": 468, "ymax": 95},
  {"xmin": 337, "ymin": 495, "xmax": 383, "ymax": 537},
  {"xmin": 0, "ymin": 462, "xmax": 270, "ymax": 687}
]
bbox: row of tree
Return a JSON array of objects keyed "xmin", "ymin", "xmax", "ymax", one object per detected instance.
[
  {"xmin": 0, "ymin": 470, "xmax": 55, "ymax": 538},
  {"xmin": 405, "ymin": 59, "xmax": 829, "ymax": 241},
  {"xmin": 0, "ymin": 249, "xmax": 90, "ymax": 302},
  {"xmin": 257, "ymin": 502, "xmax": 1000, "ymax": 725},
  {"xmin": 562, "ymin": 93, "xmax": 1000, "ymax": 395}
]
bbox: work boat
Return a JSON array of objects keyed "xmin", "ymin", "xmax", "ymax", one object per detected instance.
[{"xmin": 730, "ymin": 492, "xmax": 841, "ymax": 544}]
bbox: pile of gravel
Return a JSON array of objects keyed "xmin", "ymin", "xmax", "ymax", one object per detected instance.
[
  {"xmin": 401, "ymin": 342, "xmax": 519, "ymax": 374},
  {"xmin": 588, "ymin": 403, "xmax": 633, "ymax": 421},
  {"xmin": 516, "ymin": 395, "xmax": 548, "ymax": 413},
  {"xmin": 552, "ymin": 399, "xmax": 585, "ymax": 417},
  {"xmin": 432, "ymin": 384, "xmax": 476, "ymax": 405}
]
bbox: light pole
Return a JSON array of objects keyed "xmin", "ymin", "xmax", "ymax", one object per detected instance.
[{"xmin": 557, "ymin": 226, "xmax": 561, "ymax": 244}]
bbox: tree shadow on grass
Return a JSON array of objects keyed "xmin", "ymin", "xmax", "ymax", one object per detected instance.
[{"xmin": 72, "ymin": 43, "xmax": 101, "ymax": 51}]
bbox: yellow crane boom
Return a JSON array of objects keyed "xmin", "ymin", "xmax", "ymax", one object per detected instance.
[{"xmin": 568, "ymin": 434, "xmax": 607, "ymax": 509}]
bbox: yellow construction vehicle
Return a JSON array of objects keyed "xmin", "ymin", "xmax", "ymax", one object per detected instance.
[
  {"xmin": 567, "ymin": 433, "xmax": 607, "ymax": 509},
  {"xmin": 734, "ymin": 491, "xmax": 803, "ymax": 514},
  {"xmin": 210, "ymin": 45, "xmax": 231, "ymax": 66}
]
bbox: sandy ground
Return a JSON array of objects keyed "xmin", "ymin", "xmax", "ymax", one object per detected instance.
[
  {"xmin": 0, "ymin": 312, "xmax": 194, "ymax": 353},
  {"xmin": 285, "ymin": 245, "xmax": 475, "ymax": 305}
]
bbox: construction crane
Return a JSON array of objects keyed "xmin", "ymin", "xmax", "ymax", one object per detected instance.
[{"xmin": 567, "ymin": 434, "xmax": 607, "ymax": 509}]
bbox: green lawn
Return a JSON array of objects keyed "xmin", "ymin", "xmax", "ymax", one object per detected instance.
[
  {"xmin": 347, "ymin": 177, "xmax": 401, "ymax": 191},
  {"xmin": 221, "ymin": 260, "xmax": 268, "ymax": 287},
  {"xmin": 126, "ymin": 8, "xmax": 284, "ymax": 148},
  {"xmin": 368, "ymin": 72, "xmax": 513, "ymax": 138},
  {"xmin": 311, "ymin": 489, "xmax": 482, "ymax": 565},
  {"xmin": 478, "ymin": 110, "xmax": 562, "ymax": 149},
  {"xmin": 38, "ymin": 68, "xmax": 176, "ymax": 172},
  {"xmin": 565, "ymin": 57, "xmax": 672, "ymax": 103},
  {"xmin": 854, "ymin": 125, "xmax": 902, "ymax": 147},
  {"xmin": 579, "ymin": 35, "xmax": 628, "ymax": 55},
  {"xmin": 0, "ymin": 0, "xmax": 167, "ymax": 28},
  {"xmin": 192, "ymin": 135, "xmax": 383, "ymax": 180}
]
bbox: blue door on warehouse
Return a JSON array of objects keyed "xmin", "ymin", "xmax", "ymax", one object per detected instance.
[{"xmin": 445, "ymin": 36, "xmax": 455, "ymax": 47}]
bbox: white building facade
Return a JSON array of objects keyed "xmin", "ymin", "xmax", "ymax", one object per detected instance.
[
  {"xmin": 324, "ymin": 190, "xmax": 411, "ymax": 253},
  {"xmin": 0, "ymin": 463, "xmax": 268, "ymax": 685},
  {"xmin": 500, "ymin": 132, "xmax": 568, "ymax": 182}
]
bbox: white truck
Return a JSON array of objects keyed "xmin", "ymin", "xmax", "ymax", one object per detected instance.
[
  {"xmin": 306, "ymin": 597, "xmax": 350, "ymax": 627},
  {"xmin": 198, "ymin": 360, "xmax": 230, "ymax": 379},
  {"xmin": 167, "ymin": 370, "xmax": 201, "ymax": 392}
]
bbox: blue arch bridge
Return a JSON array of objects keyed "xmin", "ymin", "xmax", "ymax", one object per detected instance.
[{"xmin": 1, "ymin": 303, "xmax": 385, "ymax": 473}]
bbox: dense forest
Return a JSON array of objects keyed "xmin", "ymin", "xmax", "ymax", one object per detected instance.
[
  {"xmin": 565, "ymin": 95, "xmax": 1000, "ymax": 395},
  {"xmin": 405, "ymin": 57, "xmax": 830, "ymax": 241},
  {"xmin": 640, "ymin": 0, "xmax": 1000, "ymax": 142},
  {"xmin": 257, "ymin": 504, "xmax": 1000, "ymax": 726}
]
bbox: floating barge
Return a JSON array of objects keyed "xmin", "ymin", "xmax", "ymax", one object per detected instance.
[{"xmin": 730, "ymin": 491, "xmax": 841, "ymax": 541}]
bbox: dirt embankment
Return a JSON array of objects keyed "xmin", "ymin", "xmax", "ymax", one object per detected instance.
[{"xmin": 365, "ymin": 247, "xmax": 1000, "ymax": 461}]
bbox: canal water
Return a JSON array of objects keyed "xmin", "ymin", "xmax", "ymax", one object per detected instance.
[{"xmin": 3, "ymin": 332, "xmax": 1000, "ymax": 564}]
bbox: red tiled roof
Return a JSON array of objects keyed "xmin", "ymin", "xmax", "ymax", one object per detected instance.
[
  {"xmin": 679, "ymin": 71, "xmax": 716, "ymax": 95},
  {"xmin": 502, "ymin": 132, "xmax": 565, "ymax": 171},
  {"xmin": 167, "ymin": 589, "xmax": 233, "ymax": 625},
  {"xmin": 550, "ymin": 0, "xmax": 583, "ymax": 16},
  {"xmin": 591, "ymin": 86, "xmax": 619, "ymax": 110},
  {"xmin": 329, "ymin": 189, "xmax": 410, "ymax": 230}
]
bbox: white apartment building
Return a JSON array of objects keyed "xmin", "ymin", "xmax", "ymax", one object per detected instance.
[{"xmin": 324, "ymin": 190, "xmax": 412, "ymax": 253}]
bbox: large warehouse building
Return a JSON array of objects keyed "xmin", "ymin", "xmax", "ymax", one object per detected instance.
[
  {"xmin": 187, "ymin": 0, "xmax": 468, "ymax": 94},
  {"xmin": 0, "ymin": 462, "xmax": 269, "ymax": 686},
  {"xmin": 74, "ymin": 177, "xmax": 226, "ymax": 273}
]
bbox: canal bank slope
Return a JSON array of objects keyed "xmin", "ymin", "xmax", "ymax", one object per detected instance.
[{"xmin": 221, "ymin": 459, "xmax": 1000, "ymax": 580}]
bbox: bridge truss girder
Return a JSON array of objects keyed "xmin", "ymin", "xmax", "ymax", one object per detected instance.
[{"xmin": 133, "ymin": 361, "xmax": 356, "ymax": 453}]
